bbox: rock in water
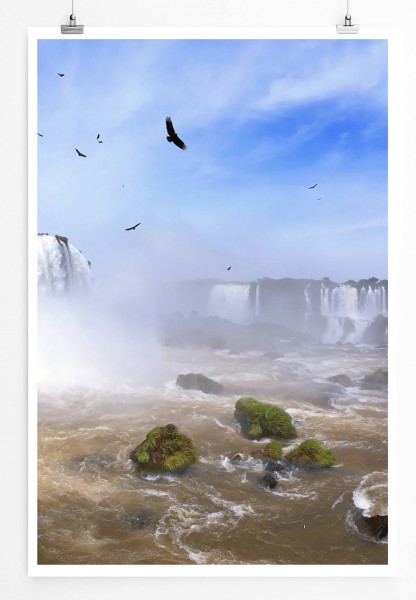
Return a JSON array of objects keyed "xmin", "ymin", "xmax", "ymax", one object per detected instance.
[
  {"xmin": 361, "ymin": 369, "xmax": 388, "ymax": 390},
  {"xmin": 130, "ymin": 424, "xmax": 197, "ymax": 473},
  {"xmin": 327, "ymin": 374, "xmax": 355, "ymax": 387},
  {"xmin": 176, "ymin": 373, "xmax": 224, "ymax": 394},
  {"xmin": 285, "ymin": 438, "xmax": 336, "ymax": 467},
  {"xmin": 263, "ymin": 441, "xmax": 283, "ymax": 459},
  {"xmin": 363, "ymin": 515, "xmax": 388, "ymax": 539},
  {"xmin": 264, "ymin": 460, "xmax": 286, "ymax": 473},
  {"xmin": 234, "ymin": 396, "xmax": 297, "ymax": 440},
  {"xmin": 229, "ymin": 453, "xmax": 244, "ymax": 463},
  {"xmin": 260, "ymin": 473, "xmax": 278, "ymax": 489}
]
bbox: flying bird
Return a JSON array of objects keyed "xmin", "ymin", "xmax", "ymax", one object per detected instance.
[
  {"xmin": 125, "ymin": 223, "xmax": 141, "ymax": 231},
  {"xmin": 308, "ymin": 184, "xmax": 318, "ymax": 189},
  {"xmin": 37, "ymin": 132, "xmax": 43, "ymax": 137},
  {"xmin": 316, "ymin": 198, "xmax": 322, "ymax": 201},
  {"xmin": 226, "ymin": 266, "xmax": 232, "ymax": 271},
  {"xmin": 75, "ymin": 148, "xmax": 87, "ymax": 157},
  {"xmin": 58, "ymin": 73, "xmax": 65, "ymax": 77},
  {"xmin": 165, "ymin": 117, "xmax": 187, "ymax": 150}
]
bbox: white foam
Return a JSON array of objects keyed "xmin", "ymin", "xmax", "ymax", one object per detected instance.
[
  {"xmin": 352, "ymin": 472, "xmax": 388, "ymax": 517},
  {"xmin": 331, "ymin": 491, "xmax": 347, "ymax": 509},
  {"xmin": 141, "ymin": 489, "xmax": 171, "ymax": 497},
  {"xmin": 212, "ymin": 418, "xmax": 238, "ymax": 436}
]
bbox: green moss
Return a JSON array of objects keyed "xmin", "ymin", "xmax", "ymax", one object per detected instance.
[
  {"xmin": 285, "ymin": 438, "xmax": 336, "ymax": 467},
  {"xmin": 234, "ymin": 397, "xmax": 297, "ymax": 440},
  {"xmin": 263, "ymin": 441, "xmax": 283, "ymax": 459},
  {"xmin": 130, "ymin": 424, "xmax": 197, "ymax": 473},
  {"xmin": 249, "ymin": 423, "xmax": 263, "ymax": 439},
  {"xmin": 135, "ymin": 448, "xmax": 150, "ymax": 463}
]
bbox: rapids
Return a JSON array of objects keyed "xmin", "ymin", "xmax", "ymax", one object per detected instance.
[{"xmin": 38, "ymin": 343, "xmax": 387, "ymax": 565}]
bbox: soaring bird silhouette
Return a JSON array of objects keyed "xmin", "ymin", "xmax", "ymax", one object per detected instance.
[
  {"xmin": 125, "ymin": 223, "xmax": 141, "ymax": 231},
  {"xmin": 37, "ymin": 132, "xmax": 43, "ymax": 137},
  {"xmin": 316, "ymin": 198, "xmax": 322, "ymax": 201},
  {"xmin": 75, "ymin": 148, "xmax": 87, "ymax": 157},
  {"xmin": 58, "ymin": 73, "xmax": 65, "ymax": 77},
  {"xmin": 165, "ymin": 117, "xmax": 187, "ymax": 150},
  {"xmin": 226, "ymin": 266, "xmax": 232, "ymax": 271},
  {"xmin": 308, "ymin": 184, "xmax": 318, "ymax": 189},
  {"xmin": 97, "ymin": 134, "xmax": 103, "ymax": 143}
]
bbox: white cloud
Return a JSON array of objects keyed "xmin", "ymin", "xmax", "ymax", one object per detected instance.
[{"xmin": 256, "ymin": 42, "xmax": 387, "ymax": 112}]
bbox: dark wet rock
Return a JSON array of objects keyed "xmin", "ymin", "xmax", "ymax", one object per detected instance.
[
  {"xmin": 361, "ymin": 369, "xmax": 388, "ymax": 390},
  {"xmin": 122, "ymin": 511, "xmax": 153, "ymax": 529},
  {"xmin": 176, "ymin": 373, "xmax": 224, "ymax": 394},
  {"xmin": 362, "ymin": 315, "xmax": 388, "ymax": 346},
  {"xmin": 264, "ymin": 460, "xmax": 286, "ymax": 473},
  {"xmin": 130, "ymin": 423, "xmax": 197, "ymax": 473},
  {"xmin": 263, "ymin": 351, "xmax": 284, "ymax": 360},
  {"xmin": 229, "ymin": 453, "xmax": 243, "ymax": 463},
  {"xmin": 327, "ymin": 374, "xmax": 355, "ymax": 387},
  {"xmin": 234, "ymin": 396, "xmax": 297, "ymax": 440},
  {"xmin": 260, "ymin": 473, "xmax": 278, "ymax": 489},
  {"xmin": 363, "ymin": 515, "xmax": 388, "ymax": 539}
]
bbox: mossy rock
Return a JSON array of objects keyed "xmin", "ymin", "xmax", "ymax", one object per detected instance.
[
  {"xmin": 263, "ymin": 441, "xmax": 283, "ymax": 459},
  {"xmin": 130, "ymin": 424, "xmax": 197, "ymax": 473},
  {"xmin": 285, "ymin": 438, "xmax": 336, "ymax": 468},
  {"xmin": 176, "ymin": 373, "xmax": 224, "ymax": 395},
  {"xmin": 234, "ymin": 397, "xmax": 297, "ymax": 440}
]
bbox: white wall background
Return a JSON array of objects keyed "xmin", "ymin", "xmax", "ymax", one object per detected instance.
[{"xmin": 1, "ymin": 1, "xmax": 416, "ymax": 598}]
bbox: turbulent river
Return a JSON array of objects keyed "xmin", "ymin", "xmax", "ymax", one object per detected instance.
[{"xmin": 38, "ymin": 343, "xmax": 387, "ymax": 565}]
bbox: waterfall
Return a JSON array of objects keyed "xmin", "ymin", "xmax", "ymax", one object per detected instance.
[
  {"xmin": 208, "ymin": 283, "xmax": 252, "ymax": 324},
  {"xmin": 38, "ymin": 234, "xmax": 92, "ymax": 295},
  {"xmin": 320, "ymin": 283, "xmax": 387, "ymax": 343},
  {"xmin": 361, "ymin": 285, "xmax": 387, "ymax": 319},
  {"xmin": 304, "ymin": 283, "xmax": 312, "ymax": 319},
  {"xmin": 255, "ymin": 283, "xmax": 261, "ymax": 317},
  {"xmin": 321, "ymin": 286, "xmax": 330, "ymax": 316}
]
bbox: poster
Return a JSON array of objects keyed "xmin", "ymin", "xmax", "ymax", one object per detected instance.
[{"xmin": 29, "ymin": 28, "xmax": 392, "ymax": 575}]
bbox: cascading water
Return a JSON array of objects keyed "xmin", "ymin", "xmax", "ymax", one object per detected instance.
[
  {"xmin": 320, "ymin": 283, "xmax": 387, "ymax": 343},
  {"xmin": 360, "ymin": 286, "xmax": 387, "ymax": 319},
  {"xmin": 208, "ymin": 283, "xmax": 252, "ymax": 324},
  {"xmin": 304, "ymin": 282, "xmax": 313, "ymax": 319},
  {"xmin": 255, "ymin": 283, "xmax": 261, "ymax": 317},
  {"xmin": 38, "ymin": 234, "xmax": 92, "ymax": 295}
]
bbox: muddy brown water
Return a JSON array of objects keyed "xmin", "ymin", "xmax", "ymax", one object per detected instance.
[{"xmin": 38, "ymin": 344, "xmax": 387, "ymax": 565}]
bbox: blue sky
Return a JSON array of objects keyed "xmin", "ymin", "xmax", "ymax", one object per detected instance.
[{"xmin": 37, "ymin": 38, "xmax": 387, "ymax": 283}]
